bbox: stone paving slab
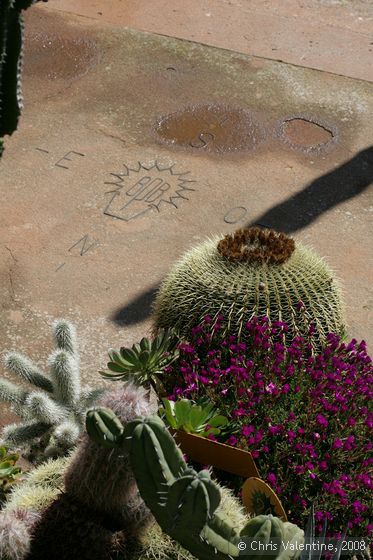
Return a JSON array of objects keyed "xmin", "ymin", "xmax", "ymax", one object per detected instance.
[
  {"xmin": 0, "ymin": 6, "xmax": 372, "ymax": 415},
  {"xmin": 46, "ymin": 0, "xmax": 373, "ymax": 82}
]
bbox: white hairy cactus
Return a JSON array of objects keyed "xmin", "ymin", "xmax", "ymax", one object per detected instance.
[
  {"xmin": 0, "ymin": 509, "xmax": 40, "ymax": 560},
  {"xmin": 0, "ymin": 320, "xmax": 104, "ymax": 463}
]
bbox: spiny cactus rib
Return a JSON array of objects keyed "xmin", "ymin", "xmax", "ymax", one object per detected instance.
[
  {"xmin": 4, "ymin": 353, "xmax": 53, "ymax": 393},
  {"xmin": 49, "ymin": 350, "xmax": 80, "ymax": 406},
  {"xmin": 25, "ymin": 392, "xmax": 67, "ymax": 424},
  {"xmin": 242, "ymin": 515, "xmax": 281, "ymax": 538},
  {"xmin": 166, "ymin": 474, "xmax": 221, "ymax": 534},
  {"xmin": 85, "ymin": 407, "xmax": 125, "ymax": 448},
  {"xmin": 152, "ymin": 228, "xmax": 345, "ymax": 351},
  {"xmin": 0, "ymin": 319, "xmax": 103, "ymax": 463},
  {"xmin": 0, "ymin": 378, "xmax": 28, "ymax": 405},
  {"xmin": 2, "ymin": 422, "xmax": 50, "ymax": 445},
  {"xmin": 52, "ymin": 320, "xmax": 78, "ymax": 355},
  {"xmin": 122, "ymin": 415, "xmax": 302, "ymax": 560},
  {"xmin": 126, "ymin": 416, "xmax": 186, "ymax": 485}
]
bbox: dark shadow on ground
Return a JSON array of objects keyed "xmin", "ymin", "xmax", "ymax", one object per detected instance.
[
  {"xmin": 111, "ymin": 148, "xmax": 373, "ymax": 326},
  {"xmin": 111, "ymin": 283, "xmax": 160, "ymax": 326},
  {"xmin": 250, "ymin": 146, "xmax": 373, "ymax": 233}
]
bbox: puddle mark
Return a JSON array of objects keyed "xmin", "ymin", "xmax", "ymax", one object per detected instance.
[
  {"xmin": 278, "ymin": 115, "xmax": 337, "ymax": 154},
  {"xmin": 154, "ymin": 103, "xmax": 261, "ymax": 154}
]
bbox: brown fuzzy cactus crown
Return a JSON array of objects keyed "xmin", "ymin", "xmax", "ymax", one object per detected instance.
[{"xmin": 217, "ymin": 227, "xmax": 295, "ymax": 264}]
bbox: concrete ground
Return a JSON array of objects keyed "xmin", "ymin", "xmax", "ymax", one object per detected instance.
[{"xmin": 0, "ymin": 0, "xmax": 372, "ymax": 427}]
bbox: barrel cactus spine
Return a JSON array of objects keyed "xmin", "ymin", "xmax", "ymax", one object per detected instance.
[{"xmin": 152, "ymin": 227, "xmax": 345, "ymax": 350}]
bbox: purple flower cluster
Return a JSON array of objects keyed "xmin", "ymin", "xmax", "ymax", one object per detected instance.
[{"xmin": 164, "ymin": 315, "xmax": 373, "ymax": 536}]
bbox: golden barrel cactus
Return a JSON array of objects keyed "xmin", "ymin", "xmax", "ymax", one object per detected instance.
[{"xmin": 153, "ymin": 227, "xmax": 345, "ymax": 350}]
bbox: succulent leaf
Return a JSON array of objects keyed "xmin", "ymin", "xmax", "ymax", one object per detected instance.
[
  {"xmin": 160, "ymin": 397, "xmax": 228, "ymax": 437},
  {"xmin": 101, "ymin": 330, "xmax": 179, "ymax": 390}
]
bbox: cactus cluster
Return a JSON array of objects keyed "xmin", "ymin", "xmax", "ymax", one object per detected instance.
[
  {"xmin": 25, "ymin": 384, "xmax": 156, "ymax": 559},
  {"xmin": 0, "ymin": 386, "xmax": 303, "ymax": 560},
  {"xmin": 2, "ymin": 455, "xmax": 68, "ymax": 515},
  {"xmin": 0, "ymin": 456, "xmax": 68, "ymax": 560},
  {"xmin": 87, "ymin": 408, "xmax": 303, "ymax": 560},
  {"xmin": 0, "ymin": 454, "xmax": 248, "ymax": 560},
  {"xmin": 152, "ymin": 227, "xmax": 345, "ymax": 350},
  {"xmin": 0, "ymin": 0, "xmax": 46, "ymax": 157},
  {"xmin": 0, "ymin": 319, "xmax": 103, "ymax": 463}
]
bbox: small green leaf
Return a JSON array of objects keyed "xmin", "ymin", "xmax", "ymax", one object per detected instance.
[
  {"xmin": 133, "ymin": 343, "xmax": 142, "ymax": 355},
  {"xmin": 2, "ymin": 453, "xmax": 18, "ymax": 463},
  {"xmin": 189, "ymin": 405, "xmax": 206, "ymax": 430},
  {"xmin": 174, "ymin": 399, "xmax": 192, "ymax": 428},
  {"xmin": 139, "ymin": 337, "xmax": 151, "ymax": 352},
  {"xmin": 99, "ymin": 370, "xmax": 125, "ymax": 379},
  {"xmin": 108, "ymin": 350, "xmax": 123, "ymax": 365},
  {"xmin": 160, "ymin": 398, "xmax": 177, "ymax": 429},
  {"xmin": 182, "ymin": 422, "xmax": 194, "ymax": 433},
  {"xmin": 201, "ymin": 427, "xmax": 221, "ymax": 437},
  {"xmin": 208, "ymin": 415, "xmax": 228, "ymax": 428},
  {"xmin": 107, "ymin": 362, "xmax": 127, "ymax": 373},
  {"xmin": 119, "ymin": 347, "xmax": 139, "ymax": 365},
  {"xmin": 138, "ymin": 350, "xmax": 151, "ymax": 366}
]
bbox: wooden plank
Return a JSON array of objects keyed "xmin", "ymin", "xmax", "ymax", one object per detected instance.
[{"xmin": 173, "ymin": 430, "xmax": 260, "ymax": 479}]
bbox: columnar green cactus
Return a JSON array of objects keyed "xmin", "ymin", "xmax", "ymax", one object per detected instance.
[
  {"xmin": 0, "ymin": 455, "xmax": 248, "ymax": 560},
  {"xmin": 86, "ymin": 406, "xmax": 125, "ymax": 448},
  {"xmin": 0, "ymin": 319, "xmax": 103, "ymax": 463},
  {"xmin": 0, "ymin": 0, "xmax": 46, "ymax": 156},
  {"xmin": 152, "ymin": 227, "xmax": 345, "ymax": 350},
  {"xmin": 87, "ymin": 410, "xmax": 303, "ymax": 560}
]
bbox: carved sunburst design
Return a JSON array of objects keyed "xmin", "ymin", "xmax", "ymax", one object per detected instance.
[{"xmin": 103, "ymin": 161, "xmax": 196, "ymax": 221}]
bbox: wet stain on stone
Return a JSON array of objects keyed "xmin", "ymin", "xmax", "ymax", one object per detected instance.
[
  {"xmin": 24, "ymin": 32, "xmax": 99, "ymax": 81},
  {"xmin": 154, "ymin": 103, "xmax": 261, "ymax": 154},
  {"xmin": 279, "ymin": 116, "xmax": 336, "ymax": 153}
]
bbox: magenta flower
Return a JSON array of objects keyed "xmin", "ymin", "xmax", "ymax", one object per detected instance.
[
  {"xmin": 316, "ymin": 414, "xmax": 329, "ymax": 429},
  {"xmin": 242, "ymin": 425, "xmax": 255, "ymax": 436},
  {"xmin": 265, "ymin": 382, "xmax": 277, "ymax": 394},
  {"xmin": 267, "ymin": 472, "xmax": 277, "ymax": 485},
  {"xmin": 332, "ymin": 438, "xmax": 343, "ymax": 449},
  {"xmin": 165, "ymin": 314, "xmax": 372, "ymax": 536}
]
